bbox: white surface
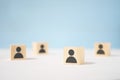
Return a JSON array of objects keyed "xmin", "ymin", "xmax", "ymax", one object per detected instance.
[{"xmin": 0, "ymin": 49, "xmax": 120, "ymax": 80}]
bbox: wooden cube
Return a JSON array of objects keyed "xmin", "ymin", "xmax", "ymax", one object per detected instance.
[
  {"xmin": 33, "ymin": 42, "xmax": 48, "ymax": 55},
  {"xmin": 64, "ymin": 47, "xmax": 84, "ymax": 65},
  {"xmin": 10, "ymin": 44, "xmax": 26, "ymax": 60},
  {"xmin": 95, "ymin": 43, "xmax": 111, "ymax": 56}
]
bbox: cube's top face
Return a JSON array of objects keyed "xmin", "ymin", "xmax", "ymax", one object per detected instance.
[
  {"xmin": 10, "ymin": 45, "xmax": 26, "ymax": 60},
  {"xmin": 33, "ymin": 42, "xmax": 48, "ymax": 55},
  {"xmin": 64, "ymin": 47, "xmax": 84, "ymax": 64},
  {"xmin": 94, "ymin": 43, "xmax": 111, "ymax": 56}
]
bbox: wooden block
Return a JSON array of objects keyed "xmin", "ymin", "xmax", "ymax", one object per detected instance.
[
  {"xmin": 95, "ymin": 42, "xmax": 111, "ymax": 56},
  {"xmin": 33, "ymin": 42, "xmax": 48, "ymax": 55},
  {"xmin": 10, "ymin": 44, "xmax": 26, "ymax": 60},
  {"xmin": 64, "ymin": 47, "xmax": 84, "ymax": 65}
]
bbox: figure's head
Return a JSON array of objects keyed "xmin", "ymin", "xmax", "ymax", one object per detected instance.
[
  {"xmin": 16, "ymin": 47, "xmax": 21, "ymax": 52},
  {"xmin": 40, "ymin": 44, "xmax": 44, "ymax": 48},
  {"xmin": 68, "ymin": 49, "xmax": 74, "ymax": 56},
  {"xmin": 98, "ymin": 44, "xmax": 103, "ymax": 49}
]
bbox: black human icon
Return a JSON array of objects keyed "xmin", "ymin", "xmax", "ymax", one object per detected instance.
[
  {"xmin": 14, "ymin": 47, "xmax": 24, "ymax": 58},
  {"xmin": 39, "ymin": 44, "xmax": 46, "ymax": 53},
  {"xmin": 97, "ymin": 44, "xmax": 105, "ymax": 54},
  {"xmin": 66, "ymin": 49, "xmax": 77, "ymax": 63}
]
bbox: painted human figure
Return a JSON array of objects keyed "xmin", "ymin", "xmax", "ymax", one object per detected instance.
[
  {"xmin": 97, "ymin": 44, "xmax": 105, "ymax": 54},
  {"xmin": 66, "ymin": 49, "xmax": 77, "ymax": 63},
  {"xmin": 14, "ymin": 47, "xmax": 23, "ymax": 58},
  {"xmin": 39, "ymin": 44, "xmax": 46, "ymax": 53}
]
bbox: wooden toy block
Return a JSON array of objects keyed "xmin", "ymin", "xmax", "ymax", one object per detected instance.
[
  {"xmin": 10, "ymin": 44, "xmax": 26, "ymax": 60},
  {"xmin": 95, "ymin": 42, "xmax": 111, "ymax": 56},
  {"xmin": 64, "ymin": 47, "xmax": 84, "ymax": 65},
  {"xmin": 33, "ymin": 42, "xmax": 48, "ymax": 55}
]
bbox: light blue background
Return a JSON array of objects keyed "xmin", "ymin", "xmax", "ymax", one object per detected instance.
[{"xmin": 0, "ymin": 0, "xmax": 120, "ymax": 48}]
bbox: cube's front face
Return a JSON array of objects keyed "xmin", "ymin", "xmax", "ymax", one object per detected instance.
[
  {"xmin": 64, "ymin": 47, "xmax": 84, "ymax": 65},
  {"xmin": 95, "ymin": 43, "xmax": 111, "ymax": 56},
  {"xmin": 33, "ymin": 42, "xmax": 48, "ymax": 55},
  {"xmin": 10, "ymin": 45, "xmax": 26, "ymax": 60}
]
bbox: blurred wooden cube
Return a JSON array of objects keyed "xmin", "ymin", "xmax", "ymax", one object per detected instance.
[
  {"xmin": 95, "ymin": 42, "xmax": 111, "ymax": 56},
  {"xmin": 33, "ymin": 42, "xmax": 48, "ymax": 55},
  {"xmin": 64, "ymin": 47, "xmax": 84, "ymax": 65},
  {"xmin": 10, "ymin": 44, "xmax": 26, "ymax": 60}
]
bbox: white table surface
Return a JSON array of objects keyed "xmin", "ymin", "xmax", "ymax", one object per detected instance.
[{"xmin": 0, "ymin": 49, "xmax": 120, "ymax": 80}]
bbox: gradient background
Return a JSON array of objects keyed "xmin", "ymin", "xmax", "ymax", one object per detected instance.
[{"xmin": 0, "ymin": 0, "xmax": 120, "ymax": 49}]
